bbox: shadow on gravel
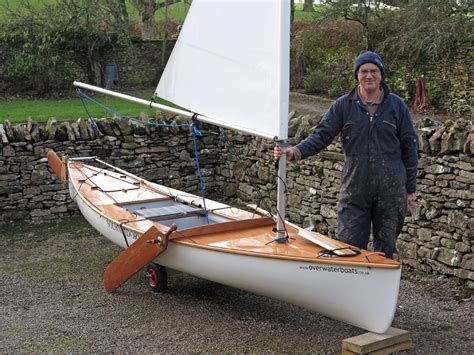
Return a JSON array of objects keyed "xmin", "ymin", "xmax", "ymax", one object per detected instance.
[{"xmin": 1, "ymin": 216, "xmax": 471, "ymax": 353}]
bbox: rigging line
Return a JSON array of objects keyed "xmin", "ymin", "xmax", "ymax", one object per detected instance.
[
  {"xmin": 319, "ymin": 247, "xmax": 361, "ymax": 258},
  {"xmin": 227, "ymin": 127, "xmax": 289, "ymax": 240},
  {"xmin": 118, "ymin": 219, "xmax": 130, "ymax": 247},
  {"xmin": 192, "ymin": 124, "xmax": 209, "ymax": 224},
  {"xmin": 76, "ymin": 91, "xmax": 211, "ymax": 224},
  {"xmin": 77, "ymin": 89, "xmax": 192, "ymax": 129},
  {"xmin": 85, "ymin": 145, "xmax": 208, "ymax": 211},
  {"xmin": 77, "ymin": 88, "xmax": 103, "ymax": 135},
  {"xmin": 90, "ymin": 158, "xmax": 182, "ymax": 201},
  {"xmin": 75, "ymin": 165, "xmax": 120, "ymax": 205},
  {"xmin": 217, "ymin": 128, "xmax": 285, "ymax": 230},
  {"xmin": 173, "ymin": 231, "xmax": 198, "ymax": 244},
  {"xmin": 83, "ymin": 164, "xmax": 144, "ymax": 192}
]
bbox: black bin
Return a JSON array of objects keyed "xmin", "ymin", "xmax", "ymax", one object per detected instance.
[{"xmin": 103, "ymin": 63, "xmax": 119, "ymax": 90}]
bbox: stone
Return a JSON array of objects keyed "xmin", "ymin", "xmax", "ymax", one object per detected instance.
[
  {"xmin": 453, "ymin": 269, "xmax": 474, "ymax": 281},
  {"xmin": 45, "ymin": 118, "xmax": 57, "ymax": 140},
  {"xmin": 440, "ymin": 238, "xmax": 456, "ymax": 249},
  {"xmin": 56, "ymin": 124, "xmax": 68, "ymax": 141},
  {"xmin": 223, "ymin": 183, "xmax": 237, "ymax": 197},
  {"xmin": 424, "ymin": 164, "xmax": 452, "ymax": 174},
  {"xmin": 95, "ymin": 118, "xmax": 114, "ymax": 136},
  {"xmin": 460, "ymin": 254, "xmax": 474, "ymax": 271},
  {"xmin": 30, "ymin": 125, "xmax": 42, "ymax": 142},
  {"xmin": 428, "ymin": 127, "xmax": 444, "ymax": 154},
  {"xmin": 77, "ymin": 119, "xmax": 90, "ymax": 140},
  {"xmin": 143, "ymin": 168, "xmax": 168, "ymax": 181},
  {"xmin": 179, "ymin": 150, "xmax": 191, "ymax": 160},
  {"xmin": 456, "ymin": 242, "xmax": 471, "ymax": 253},
  {"xmin": 13, "ymin": 125, "xmax": 25, "ymax": 142},
  {"xmin": 2, "ymin": 145, "xmax": 15, "ymax": 157},
  {"xmin": 31, "ymin": 169, "xmax": 51, "ymax": 182},
  {"xmin": 396, "ymin": 240, "xmax": 418, "ymax": 259},
  {"xmin": 50, "ymin": 205, "xmax": 68, "ymax": 214},
  {"xmin": 30, "ymin": 209, "xmax": 51, "ymax": 217},
  {"xmin": 24, "ymin": 187, "xmax": 41, "ymax": 195},
  {"xmin": 417, "ymin": 246, "xmax": 432, "ymax": 258},
  {"xmin": 65, "ymin": 122, "xmax": 76, "ymax": 141},
  {"xmin": 114, "ymin": 118, "xmax": 133, "ymax": 136},
  {"xmin": 456, "ymin": 170, "xmax": 474, "ymax": 184},
  {"xmin": 451, "ymin": 161, "xmax": 474, "ymax": 171},
  {"xmin": 433, "ymin": 247, "xmax": 462, "ymax": 267},
  {"xmin": 320, "ymin": 204, "xmax": 337, "ymax": 219},
  {"xmin": 3, "ymin": 120, "xmax": 14, "ymax": 141},
  {"xmin": 416, "ymin": 228, "xmax": 432, "ymax": 241},
  {"xmin": 418, "ymin": 127, "xmax": 436, "ymax": 153},
  {"xmin": 447, "ymin": 210, "xmax": 468, "ymax": 229}
]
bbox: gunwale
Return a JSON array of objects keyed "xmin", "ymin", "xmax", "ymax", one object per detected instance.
[{"xmin": 68, "ymin": 160, "xmax": 400, "ymax": 269}]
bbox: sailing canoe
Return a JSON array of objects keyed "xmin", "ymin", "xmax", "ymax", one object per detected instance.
[{"xmin": 50, "ymin": 152, "xmax": 401, "ymax": 334}]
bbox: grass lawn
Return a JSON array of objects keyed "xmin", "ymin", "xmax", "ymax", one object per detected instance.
[{"xmin": 0, "ymin": 89, "xmax": 161, "ymax": 124}]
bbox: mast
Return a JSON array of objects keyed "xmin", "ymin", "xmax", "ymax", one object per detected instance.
[{"xmin": 274, "ymin": 1, "xmax": 291, "ymax": 243}]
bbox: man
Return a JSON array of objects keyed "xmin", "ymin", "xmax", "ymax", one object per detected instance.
[{"xmin": 275, "ymin": 50, "xmax": 418, "ymax": 258}]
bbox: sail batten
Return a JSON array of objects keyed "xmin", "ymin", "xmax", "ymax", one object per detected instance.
[{"xmin": 156, "ymin": 0, "xmax": 290, "ymax": 140}]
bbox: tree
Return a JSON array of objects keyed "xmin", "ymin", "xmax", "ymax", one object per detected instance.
[
  {"xmin": 2, "ymin": 0, "xmax": 129, "ymax": 93},
  {"xmin": 105, "ymin": 0, "xmax": 129, "ymax": 28},
  {"xmin": 323, "ymin": 0, "xmax": 386, "ymax": 49},
  {"xmin": 131, "ymin": 0, "xmax": 180, "ymax": 39},
  {"xmin": 303, "ymin": 0, "xmax": 314, "ymax": 12},
  {"xmin": 377, "ymin": 0, "xmax": 473, "ymax": 63}
]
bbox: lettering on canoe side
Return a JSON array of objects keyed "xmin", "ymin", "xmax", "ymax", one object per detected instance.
[
  {"xmin": 299, "ymin": 264, "xmax": 370, "ymax": 276},
  {"xmin": 105, "ymin": 219, "xmax": 141, "ymax": 241}
]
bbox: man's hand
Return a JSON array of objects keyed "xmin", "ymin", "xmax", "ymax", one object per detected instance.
[
  {"xmin": 407, "ymin": 193, "xmax": 415, "ymax": 208},
  {"xmin": 274, "ymin": 146, "xmax": 293, "ymax": 161}
]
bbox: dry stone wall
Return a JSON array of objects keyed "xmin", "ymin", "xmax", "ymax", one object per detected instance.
[
  {"xmin": 0, "ymin": 109, "xmax": 473, "ymax": 285},
  {"xmin": 211, "ymin": 113, "xmax": 474, "ymax": 285},
  {"xmin": 0, "ymin": 117, "xmax": 224, "ymax": 223}
]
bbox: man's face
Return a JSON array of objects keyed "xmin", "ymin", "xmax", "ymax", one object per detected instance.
[{"xmin": 357, "ymin": 63, "xmax": 381, "ymax": 92}]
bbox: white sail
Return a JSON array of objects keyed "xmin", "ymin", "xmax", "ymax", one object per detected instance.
[{"xmin": 155, "ymin": 0, "xmax": 290, "ymax": 141}]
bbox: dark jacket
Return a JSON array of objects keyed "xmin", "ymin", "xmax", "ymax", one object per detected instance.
[{"xmin": 295, "ymin": 83, "xmax": 418, "ymax": 195}]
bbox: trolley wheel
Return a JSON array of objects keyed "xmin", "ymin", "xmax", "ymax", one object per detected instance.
[{"xmin": 146, "ymin": 262, "xmax": 167, "ymax": 292}]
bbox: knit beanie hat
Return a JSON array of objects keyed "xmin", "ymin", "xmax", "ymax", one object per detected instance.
[{"xmin": 353, "ymin": 50, "xmax": 384, "ymax": 79}]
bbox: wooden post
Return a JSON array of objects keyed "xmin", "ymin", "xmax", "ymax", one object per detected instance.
[{"xmin": 342, "ymin": 327, "xmax": 414, "ymax": 354}]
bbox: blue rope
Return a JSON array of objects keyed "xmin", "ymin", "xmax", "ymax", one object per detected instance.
[
  {"xmin": 77, "ymin": 89, "xmax": 190, "ymax": 128},
  {"xmin": 192, "ymin": 124, "xmax": 209, "ymax": 223},
  {"xmin": 78, "ymin": 89, "xmax": 100, "ymax": 132},
  {"xmin": 77, "ymin": 88, "xmax": 209, "ymax": 223}
]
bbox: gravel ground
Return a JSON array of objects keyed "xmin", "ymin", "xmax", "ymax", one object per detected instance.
[{"xmin": 1, "ymin": 216, "xmax": 472, "ymax": 354}]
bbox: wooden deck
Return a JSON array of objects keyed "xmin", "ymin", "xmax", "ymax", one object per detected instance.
[{"xmin": 68, "ymin": 161, "xmax": 400, "ymax": 269}]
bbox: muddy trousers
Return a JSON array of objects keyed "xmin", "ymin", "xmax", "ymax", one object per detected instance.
[{"xmin": 337, "ymin": 191, "xmax": 407, "ymax": 259}]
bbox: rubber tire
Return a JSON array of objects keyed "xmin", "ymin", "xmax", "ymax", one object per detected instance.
[{"xmin": 146, "ymin": 262, "xmax": 167, "ymax": 292}]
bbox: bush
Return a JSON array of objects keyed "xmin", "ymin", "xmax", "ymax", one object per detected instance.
[
  {"xmin": 2, "ymin": 0, "xmax": 129, "ymax": 96},
  {"xmin": 291, "ymin": 21, "xmax": 363, "ymax": 95}
]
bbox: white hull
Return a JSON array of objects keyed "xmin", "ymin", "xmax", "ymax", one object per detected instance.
[{"xmin": 69, "ymin": 178, "xmax": 400, "ymax": 333}]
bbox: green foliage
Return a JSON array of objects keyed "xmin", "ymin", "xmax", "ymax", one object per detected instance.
[
  {"xmin": 375, "ymin": 0, "xmax": 473, "ymax": 65},
  {"xmin": 424, "ymin": 79, "xmax": 444, "ymax": 109},
  {"xmin": 386, "ymin": 69, "xmax": 411, "ymax": 103},
  {"xmin": 294, "ymin": 3, "xmax": 333, "ymax": 22},
  {"xmin": 292, "ymin": 20, "xmax": 363, "ymax": 96},
  {"xmin": 5, "ymin": 28, "xmax": 77, "ymax": 93},
  {"xmin": 2, "ymin": 0, "xmax": 130, "ymax": 95},
  {"xmin": 443, "ymin": 119, "xmax": 454, "ymax": 130}
]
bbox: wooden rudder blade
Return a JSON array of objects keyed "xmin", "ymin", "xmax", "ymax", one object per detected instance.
[
  {"xmin": 103, "ymin": 225, "xmax": 177, "ymax": 293},
  {"xmin": 47, "ymin": 150, "xmax": 67, "ymax": 183}
]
